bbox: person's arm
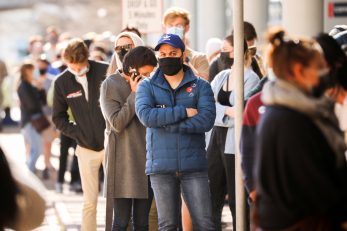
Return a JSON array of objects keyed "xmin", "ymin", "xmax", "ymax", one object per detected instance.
[
  {"xmin": 100, "ymin": 80, "xmax": 136, "ymax": 133},
  {"xmin": 164, "ymin": 81, "xmax": 216, "ymax": 133},
  {"xmin": 52, "ymin": 81, "xmax": 81, "ymax": 141},
  {"xmin": 135, "ymin": 80, "xmax": 188, "ymax": 128},
  {"xmin": 17, "ymin": 85, "xmax": 42, "ymax": 115},
  {"xmin": 240, "ymin": 95, "xmax": 261, "ymax": 194}
]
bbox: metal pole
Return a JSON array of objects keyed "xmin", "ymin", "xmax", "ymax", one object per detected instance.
[{"xmin": 232, "ymin": 0, "xmax": 246, "ymax": 230}]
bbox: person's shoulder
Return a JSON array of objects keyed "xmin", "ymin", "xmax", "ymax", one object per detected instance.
[
  {"xmin": 262, "ymin": 106, "xmax": 310, "ymax": 129},
  {"xmin": 54, "ymin": 69, "xmax": 70, "ymax": 85},
  {"xmin": 247, "ymin": 92, "xmax": 262, "ymax": 106},
  {"xmin": 187, "ymin": 47, "xmax": 206, "ymax": 58},
  {"xmin": 89, "ymin": 60, "xmax": 109, "ymax": 69},
  {"xmin": 245, "ymin": 68, "xmax": 260, "ymax": 80}
]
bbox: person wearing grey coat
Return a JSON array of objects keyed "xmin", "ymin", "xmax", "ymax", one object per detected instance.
[{"xmin": 100, "ymin": 46, "xmax": 157, "ymax": 231}]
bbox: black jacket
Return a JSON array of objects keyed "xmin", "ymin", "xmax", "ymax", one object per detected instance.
[
  {"xmin": 17, "ymin": 80, "xmax": 46, "ymax": 127},
  {"xmin": 254, "ymin": 106, "xmax": 347, "ymax": 229},
  {"xmin": 53, "ymin": 60, "xmax": 108, "ymax": 151}
]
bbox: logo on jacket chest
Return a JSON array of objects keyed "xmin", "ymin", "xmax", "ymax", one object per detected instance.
[
  {"xmin": 185, "ymin": 83, "xmax": 196, "ymax": 97},
  {"xmin": 66, "ymin": 90, "xmax": 83, "ymax": 99}
]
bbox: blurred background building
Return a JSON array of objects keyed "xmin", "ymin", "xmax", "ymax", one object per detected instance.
[{"xmin": 0, "ymin": 0, "xmax": 346, "ymax": 67}]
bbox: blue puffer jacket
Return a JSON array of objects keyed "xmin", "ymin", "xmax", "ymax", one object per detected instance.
[{"xmin": 135, "ymin": 67, "xmax": 216, "ymax": 175}]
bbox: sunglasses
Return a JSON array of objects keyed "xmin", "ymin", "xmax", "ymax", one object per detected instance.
[{"xmin": 114, "ymin": 44, "xmax": 133, "ymax": 52}]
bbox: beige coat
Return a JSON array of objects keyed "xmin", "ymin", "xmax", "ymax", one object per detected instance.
[{"xmin": 100, "ymin": 72, "xmax": 148, "ymax": 199}]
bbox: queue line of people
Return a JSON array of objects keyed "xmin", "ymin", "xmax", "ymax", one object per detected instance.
[{"xmin": 7, "ymin": 5, "xmax": 347, "ymax": 231}]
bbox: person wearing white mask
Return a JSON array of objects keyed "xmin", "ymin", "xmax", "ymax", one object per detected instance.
[
  {"xmin": 163, "ymin": 7, "xmax": 209, "ymax": 80},
  {"xmin": 52, "ymin": 38, "xmax": 108, "ymax": 231}
]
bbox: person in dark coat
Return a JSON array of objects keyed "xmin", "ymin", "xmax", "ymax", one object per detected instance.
[
  {"xmin": 17, "ymin": 62, "xmax": 46, "ymax": 173},
  {"xmin": 100, "ymin": 46, "xmax": 157, "ymax": 231},
  {"xmin": 254, "ymin": 29, "xmax": 347, "ymax": 231},
  {"xmin": 52, "ymin": 39, "xmax": 108, "ymax": 231}
]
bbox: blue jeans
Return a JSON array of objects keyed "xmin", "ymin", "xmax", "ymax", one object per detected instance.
[
  {"xmin": 22, "ymin": 123, "xmax": 42, "ymax": 172},
  {"xmin": 150, "ymin": 172, "xmax": 215, "ymax": 231}
]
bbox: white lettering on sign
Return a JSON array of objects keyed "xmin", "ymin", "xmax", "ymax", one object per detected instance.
[{"xmin": 122, "ymin": 0, "xmax": 162, "ymax": 34}]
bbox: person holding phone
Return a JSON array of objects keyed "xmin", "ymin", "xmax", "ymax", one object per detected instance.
[{"xmin": 100, "ymin": 46, "xmax": 157, "ymax": 231}]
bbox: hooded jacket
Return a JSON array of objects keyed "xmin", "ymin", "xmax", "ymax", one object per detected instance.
[{"xmin": 135, "ymin": 66, "xmax": 216, "ymax": 174}]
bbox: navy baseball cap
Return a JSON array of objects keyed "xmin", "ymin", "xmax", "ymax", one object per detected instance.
[{"xmin": 154, "ymin": 34, "xmax": 185, "ymax": 52}]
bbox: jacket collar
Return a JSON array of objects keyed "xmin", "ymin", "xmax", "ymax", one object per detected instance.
[{"xmin": 150, "ymin": 65, "xmax": 197, "ymax": 91}]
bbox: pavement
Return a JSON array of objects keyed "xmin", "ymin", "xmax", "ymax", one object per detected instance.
[{"xmin": 0, "ymin": 124, "xmax": 232, "ymax": 231}]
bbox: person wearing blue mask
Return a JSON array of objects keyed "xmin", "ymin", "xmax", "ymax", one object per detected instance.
[
  {"xmin": 135, "ymin": 34, "xmax": 216, "ymax": 231},
  {"xmin": 163, "ymin": 7, "xmax": 210, "ymax": 80}
]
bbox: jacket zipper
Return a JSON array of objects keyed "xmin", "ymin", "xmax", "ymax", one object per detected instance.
[{"xmin": 172, "ymin": 89, "xmax": 181, "ymax": 172}]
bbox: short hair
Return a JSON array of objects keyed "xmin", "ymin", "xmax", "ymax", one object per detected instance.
[
  {"xmin": 122, "ymin": 46, "xmax": 157, "ymax": 75},
  {"xmin": 63, "ymin": 38, "xmax": 89, "ymax": 64},
  {"xmin": 163, "ymin": 7, "xmax": 190, "ymax": 26}
]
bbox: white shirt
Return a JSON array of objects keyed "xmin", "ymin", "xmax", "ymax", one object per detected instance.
[{"xmin": 75, "ymin": 75, "xmax": 88, "ymax": 101}]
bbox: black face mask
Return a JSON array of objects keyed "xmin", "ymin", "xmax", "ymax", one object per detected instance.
[
  {"xmin": 220, "ymin": 52, "xmax": 234, "ymax": 67},
  {"xmin": 117, "ymin": 48, "xmax": 130, "ymax": 63},
  {"xmin": 159, "ymin": 57, "xmax": 183, "ymax": 76},
  {"xmin": 39, "ymin": 68, "xmax": 48, "ymax": 75},
  {"xmin": 312, "ymin": 71, "xmax": 335, "ymax": 98}
]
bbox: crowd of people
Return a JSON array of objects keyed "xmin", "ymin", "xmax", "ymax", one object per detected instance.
[{"xmin": 1, "ymin": 5, "xmax": 347, "ymax": 231}]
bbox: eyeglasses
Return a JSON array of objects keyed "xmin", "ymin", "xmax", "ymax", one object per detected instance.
[{"xmin": 114, "ymin": 44, "xmax": 133, "ymax": 52}]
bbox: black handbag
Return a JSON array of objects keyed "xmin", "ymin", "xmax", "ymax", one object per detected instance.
[{"xmin": 31, "ymin": 113, "xmax": 50, "ymax": 133}]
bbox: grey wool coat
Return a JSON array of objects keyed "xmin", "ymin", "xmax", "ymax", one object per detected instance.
[{"xmin": 100, "ymin": 71, "xmax": 148, "ymax": 199}]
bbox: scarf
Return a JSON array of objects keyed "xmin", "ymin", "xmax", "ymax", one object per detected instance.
[{"xmin": 262, "ymin": 79, "xmax": 346, "ymax": 167}]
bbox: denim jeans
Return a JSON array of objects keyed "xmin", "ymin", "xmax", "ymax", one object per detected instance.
[
  {"xmin": 22, "ymin": 123, "xmax": 42, "ymax": 172},
  {"xmin": 150, "ymin": 172, "xmax": 215, "ymax": 231}
]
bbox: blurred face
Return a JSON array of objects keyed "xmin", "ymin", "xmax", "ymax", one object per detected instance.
[
  {"xmin": 115, "ymin": 36, "xmax": 134, "ymax": 62},
  {"xmin": 164, "ymin": 17, "xmax": 189, "ymax": 38},
  {"xmin": 158, "ymin": 44, "xmax": 183, "ymax": 58},
  {"xmin": 292, "ymin": 53, "xmax": 327, "ymax": 93},
  {"xmin": 138, "ymin": 65, "xmax": 155, "ymax": 77},
  {"xmin": 66, "ymin": 61, "xmax": 89, "ymax": 76},
  {"xmin": 116, "ymin": 36, "xmax": 134, "ymax": 48},
  {"xmin": 24, "ymin": 67, "xmax": 34, "ymax": 82},
  {"xmin": 221, "ymin": 40, "xmax": 234, "ymax": 58}
]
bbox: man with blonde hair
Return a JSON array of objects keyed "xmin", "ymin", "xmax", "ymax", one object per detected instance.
[
  {"xmin": 53, "ymin": 38, "xmax": 108, "ymax": 231},
  {"xmin": 163, "ymin": 7, "xmax": 210, "ymax": 80}
]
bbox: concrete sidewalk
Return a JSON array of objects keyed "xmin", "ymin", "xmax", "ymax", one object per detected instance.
[{"xmin": 0, "ymin": 127, "xmax": 232, "ymax": 231}]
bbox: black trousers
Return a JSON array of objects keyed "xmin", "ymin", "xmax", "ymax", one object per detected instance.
[
  {"xmin": 207, "ymin": 126, "xmax": 250, "ymax": 231},
  {"xmin": 57, "ymin": 133, "xmax": 80, "ymax": 184}
]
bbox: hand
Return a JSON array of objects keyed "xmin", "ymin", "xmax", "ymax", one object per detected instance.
[
  {"xmin": 249, "ymin": 190, "xmax": 256, "ymax": 202},
  {"xmin": 341, "ymin": 222, "xmax": 347, "ymax": 230},
  {"xmin": 225, "ymin": 106, "xmax": 234, "ymax": 118},
  {"xmin": 186, "ymin": 108, "xmax": 198, "ymax": 117},
  {"xmin": 129, "ymin": 76, "xmax": 142, "ymax": 92}
]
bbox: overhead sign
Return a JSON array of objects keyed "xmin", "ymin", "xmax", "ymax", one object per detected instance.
[
  {"xmin": 122, "ymin": 0, "xmax": 163, "ymax": 34},
  {"xmin": 324, "ymin": 0, "xmax": 347, "ymax": 32},
  {"xmin": 328, "ymin": 2, "xmax": 347, "ymax": 17}
]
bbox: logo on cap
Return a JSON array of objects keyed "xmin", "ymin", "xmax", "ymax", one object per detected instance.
[{"xmin": 162, "ymin": 35, "xmax": 171, "ymax": 40}]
